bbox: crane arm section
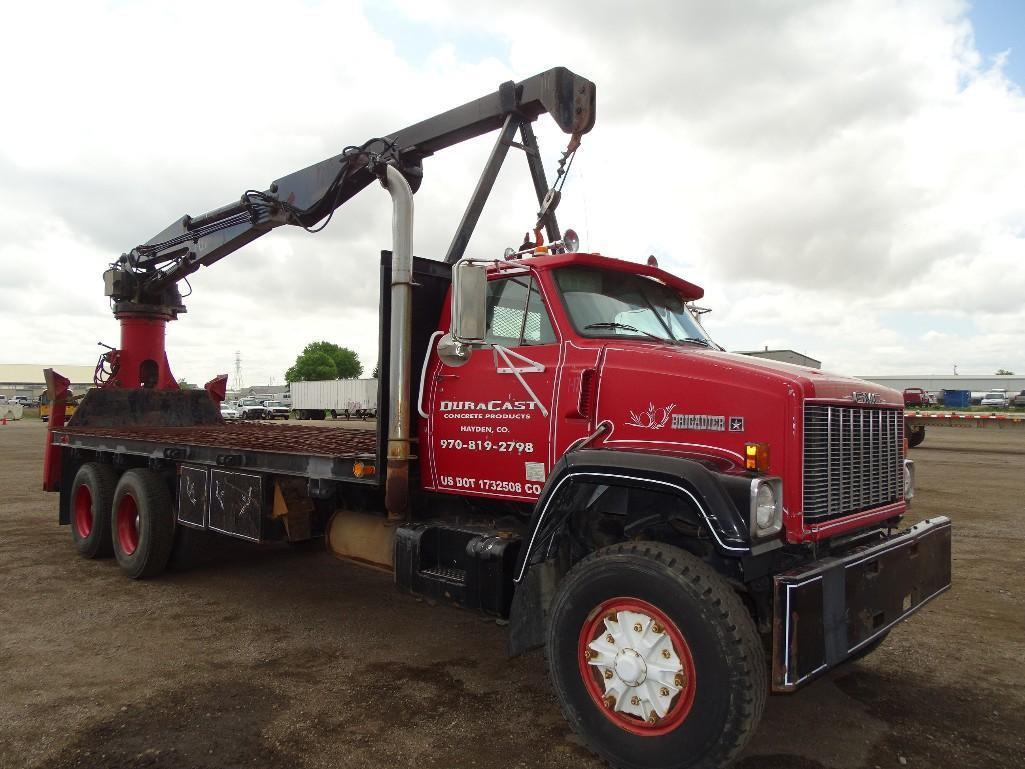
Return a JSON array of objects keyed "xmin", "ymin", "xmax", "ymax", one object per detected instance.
[{"xmin": 105, "ymin": 67, "xmax": 595, "ymax": 310}]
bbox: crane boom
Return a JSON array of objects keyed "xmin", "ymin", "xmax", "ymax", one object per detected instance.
[{"xmin": 105, "ymin": 67, "xmax": 596, "ymax": 310}]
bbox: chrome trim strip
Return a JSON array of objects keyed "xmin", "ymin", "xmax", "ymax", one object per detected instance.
[{"xmin": 515, "ymin": 470, "xmax": 749, "ymax": 583}]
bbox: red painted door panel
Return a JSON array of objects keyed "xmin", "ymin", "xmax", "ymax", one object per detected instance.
[{"xmin": 424, "ymin": 273, "xmax": 560, "ymax": 501}]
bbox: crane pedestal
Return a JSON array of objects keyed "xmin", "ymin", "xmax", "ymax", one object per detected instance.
[{"xmin": 107, "ymin": 304, "xmax": 179, "ymax": 390}]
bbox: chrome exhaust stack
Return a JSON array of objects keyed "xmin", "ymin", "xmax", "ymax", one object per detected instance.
[{"xmin": 378, "ymin": 164, "xmax": 414, "ymax": 520}]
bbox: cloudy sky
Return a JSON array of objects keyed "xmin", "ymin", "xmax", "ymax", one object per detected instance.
[{"xmin": 1, "ymin": 0, "xmax": 1022, "ymax": 386}]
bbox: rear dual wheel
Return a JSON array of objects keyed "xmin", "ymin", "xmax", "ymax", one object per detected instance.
[
  {"xmin": 70, "ymin": 463, "xmax": 118, "ymax": 558},
  {"xmin": 111, "ymin": 469, "xmax": 175, "ymax": 579},
  {"xmin": 546, "ymin": 542, "xmax": 765, "ymax": 769}
]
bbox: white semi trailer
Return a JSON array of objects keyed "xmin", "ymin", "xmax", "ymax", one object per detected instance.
[{"xmin": 291, "ymin": 378, "xmax": 378, "ymax": 420}]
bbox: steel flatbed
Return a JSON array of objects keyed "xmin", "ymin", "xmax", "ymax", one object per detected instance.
[{"xmin": 52, "ymin": 423, "xmax": 380, "ymax": 484}]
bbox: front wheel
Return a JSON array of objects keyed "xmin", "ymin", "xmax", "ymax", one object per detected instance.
[{"xmin": 546, "ymin": 542, "xmax": 765, "ymax": 769}]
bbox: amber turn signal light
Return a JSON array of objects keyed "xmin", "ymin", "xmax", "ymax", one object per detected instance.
[
  {"xmin": 745, "ymin": 442, "xmax": 770, "ymax": 473},
  {"xmin": 352, "ymin": 461, "xmax": 376, "ymax": 478}
]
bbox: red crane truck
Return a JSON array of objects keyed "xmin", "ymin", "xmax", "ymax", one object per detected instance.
[{"xmin": 42, "ymin": 67, "xmax": 951, "ymax": 769}]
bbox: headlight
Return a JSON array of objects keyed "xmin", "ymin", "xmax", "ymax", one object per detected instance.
[
  {"xmin": 750, "ymin": 477, "xmax": 783, "ymax": 539},
  {"xmin": 903, "ymin": 459, "xmax": 915, "ymax": 504}
]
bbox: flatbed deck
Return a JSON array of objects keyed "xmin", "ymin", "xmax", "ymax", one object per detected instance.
[{"xmin": 52, "ymin": 423, "xmax": 381, "ymax": 484}]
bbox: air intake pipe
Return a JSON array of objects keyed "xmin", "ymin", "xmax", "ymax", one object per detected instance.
[{"xmin": 378, "ymin": 164, "xmax": 414, "ymax": 520}]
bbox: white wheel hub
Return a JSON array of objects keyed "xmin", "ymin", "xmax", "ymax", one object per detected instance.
[
  {"xmin": 586, "ymin": 609, "xmax": 685, "ymax": 721},
  {"xmin": 614, "ymin": 648, "xmax": 647, "ymax": 686}
]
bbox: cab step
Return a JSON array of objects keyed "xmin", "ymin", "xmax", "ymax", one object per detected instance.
[{"xmin": 394, "ymin": 522, "xmax": 521, "ymax": 617}]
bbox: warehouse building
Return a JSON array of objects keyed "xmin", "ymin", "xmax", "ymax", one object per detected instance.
[
  {"xmin": 855, "ymin": 374, "xmax": 1025, "ymax": 395},
  {"xmin": 0, "ymin": 364, "xmax": 95, "ymax": 401},
  {"xmin": 736, "ymin": 348, "xmax": 821, "ymax": 369}
]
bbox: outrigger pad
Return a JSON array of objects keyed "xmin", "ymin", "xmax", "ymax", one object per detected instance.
[{"xmin": 68, "ymin": 388, "xmax": 222, "ymax": 428}]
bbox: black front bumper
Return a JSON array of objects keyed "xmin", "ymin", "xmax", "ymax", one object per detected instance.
[{"xmin": 772, "ymin": 516, "xmax": 952, "ymax": 691}]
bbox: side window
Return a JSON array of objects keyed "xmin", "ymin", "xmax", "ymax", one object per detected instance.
[{"xmin": 485, "ymin": 276, "xmax": 556, "ymax": 346}]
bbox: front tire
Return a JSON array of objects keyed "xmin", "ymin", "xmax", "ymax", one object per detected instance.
[
  {"xmin": 70, "ymin": 462, "xmax": 118, "ymax": 558},
  {"xmin": 546, "ymin": 542, "xmax": 765, "ymax": 769},
  {"xmin": 111, "ymin": 469, "xmax": 175, "ymax": 579}
]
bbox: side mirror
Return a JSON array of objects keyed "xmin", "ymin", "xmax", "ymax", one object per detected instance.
[
  {"xmin": 439, "ymin": 261, "xmax": 487, "ymax": 368},
  {"xmin": 450, "ymin": 261, "xmax": 487, "ymax": 344}
]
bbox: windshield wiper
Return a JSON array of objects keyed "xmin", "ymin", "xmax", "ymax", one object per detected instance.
[
  {"xmin": 584, "ymin": 322, "xmax": 670, "ymax": 343},
  {"xmin": 679, "ymin": 337, "xmax": 712, "ymax": 347}
]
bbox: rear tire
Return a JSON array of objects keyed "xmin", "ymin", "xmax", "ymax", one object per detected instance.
[
  {"xmin": 111, "ymin": 469, "xmax": 175, "ymax": 579},
  {"xmin": 907, "ymin": 425, "xmax": 926, "ymax": 448},
  {"xmin": 70, "ymin": 463, "xmax": 118, "ymax": 558},
  {"xmin": 546, "ymin": 542, "xmax": 765, "ymax": 769}
]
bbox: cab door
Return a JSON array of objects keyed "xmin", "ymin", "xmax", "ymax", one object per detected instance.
[{"xmin": 424, "ymin": 271, "xmax": 560, "ymax": 502}]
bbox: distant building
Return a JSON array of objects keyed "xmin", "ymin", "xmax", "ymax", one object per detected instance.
[
  {"xmin": 736, "ymin": 348, "xmax": 821, "ymax": 369},
  {"xmin": 856, "ymin": 374, "xmax": 1025, "ymax": 395},
  {"xmin": 236, "ymin": 385, "xmax": 289, "ymax": 398},
  {"xmin": 0, "ymin": 364, "xmax": 95, "ymax": 400}
]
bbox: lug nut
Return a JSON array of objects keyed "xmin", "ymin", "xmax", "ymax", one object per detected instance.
[
  {"xmin": 603, "ymin": 695, "xmax": 616, "ymax": 709},
  {"xmin": 583, "ymin": 649, "xmax": 594, "ymax": 660},
  {"xmin": 633, "ymin": 622, "xmax": 643, "ymax": 633},
  {"xmin": 603, "ymin": 669, "xmax": 613, "ymax": 680},
  {"xmin": 630, "ymin": 695, "xmax": 640, "ymax": 706},
  {"xmin": 661, "ymin": 649, "xmax": 672, "ymax": 659},
  {"xmin": 647, "ymin": 712, "xmax": 659, "ymax": 724},
  {"xmin": 674, "ymin": 673, "xmax": 686, "ymax": 687},
  {"xmin": 660, "ymin": 686, "xmax": 670, "ymax": 697},
  {"xmin": 606, "ymin": 612, "xmax": 618, "ymax": 623},
  {"xmin": 605, "ymin": 633, "xmax": 615, "ymax": 643},
  {"xmin": 652, "ymin": 623, "xmax": 664, "ymax": 634}
]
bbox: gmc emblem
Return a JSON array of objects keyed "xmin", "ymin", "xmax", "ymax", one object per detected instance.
[{"xmin": 852, "ymin": 391, "xmax": 881, "ymax": 404}]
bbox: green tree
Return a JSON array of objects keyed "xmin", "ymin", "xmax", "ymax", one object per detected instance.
[
  {"xmin": 285, "ymin": 342, "xmax": 362, "ymax": 383},
  {"xmin": 285, "ymin": 351, "xmax": 337, "ymax": 382},
  {"xmin": 372, "ymin": 361, "xmax": 379, "ymax": 379},
  {"xmin": 996, "ymin": 369, "xmax": 1014, "ymax": 375}
]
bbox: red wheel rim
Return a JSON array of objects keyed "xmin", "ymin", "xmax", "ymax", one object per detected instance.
[
  {"xmin": 577, "ymin": 597, "xmax": 697, "ymax": 736},
  {"xmin": 73, "ymin": 484, "xmax": 93, "ymax": 538},
  {"xmin": 116, "ymin": 494, "xmax": 140, "ymax": 555}
]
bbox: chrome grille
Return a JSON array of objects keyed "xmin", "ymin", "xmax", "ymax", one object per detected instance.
[{"xmin": 803, "ymin": 405, "xmax": 904, "ymax": 521}]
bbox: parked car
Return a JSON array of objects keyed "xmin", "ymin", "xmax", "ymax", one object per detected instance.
[
  {"xmin": 220, "ymin": 404, "xmax": 240, "ymax": 420},
  {"xmin": 903, "ymin": 387, "xmax": 928, "ymax": 407},
  {"xmin": 1010, "ymin": 390, "xmax": 1025, "ymax": 408},
  {"xmin": 236, "ymin": 396, "xmax": 269, "ymax": 420},
  {"xmin": 980, "ymin": 391, "xmax": 1009, "ymax": 408},
  {"xmin": 262, "ymin": 400, "xmax": 291, "ymax": 420},
  {"xmin": 13, "ymin": 396, "xmax": 34, "ymax": 406}
]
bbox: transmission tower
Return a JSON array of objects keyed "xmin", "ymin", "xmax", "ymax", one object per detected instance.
[{"xmin": 233, "ymin": 351, "xmax": 244, "ymax": 392}]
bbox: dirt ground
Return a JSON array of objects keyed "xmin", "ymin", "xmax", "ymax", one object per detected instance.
[{"xmin": 1, "ymin": 418, "xmax": 1023, "ymax": 769}]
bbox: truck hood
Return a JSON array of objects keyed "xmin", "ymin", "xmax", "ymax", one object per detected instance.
[
  {"xmin": 697, "ymin": 349, "xmax": 902, "ymax": 406},
  {"xmin": 598, "ymin": 343, "xmax": 901, "ymax": 408},
  {"xmin": 592, "ymin": 342, "xmax": 902, "ymax": 473}
]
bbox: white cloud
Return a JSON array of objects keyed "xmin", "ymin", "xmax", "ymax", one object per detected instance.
[{"xmin": 0, "ymin": 0, "xmax": 1022, "ymax": 383}]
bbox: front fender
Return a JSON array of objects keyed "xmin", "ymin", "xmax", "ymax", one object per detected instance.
[{"xmin": 514, "ymin": 448, "xmax": 753, "ymax": 583}]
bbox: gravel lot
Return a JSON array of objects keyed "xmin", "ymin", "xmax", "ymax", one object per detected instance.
[{"xmin": 1, "ymin": 418, "xmax": 1023, "ymax": 769}]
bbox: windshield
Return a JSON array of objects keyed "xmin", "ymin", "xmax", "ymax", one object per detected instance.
[{"xmin": 553, "ymin": 265, "xmax": 715, "ymax": 346}]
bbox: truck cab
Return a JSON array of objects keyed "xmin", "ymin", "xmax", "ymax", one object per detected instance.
[{"xmin": 421, "ymin": 251, "xmax": 911, "ymax": 544}]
